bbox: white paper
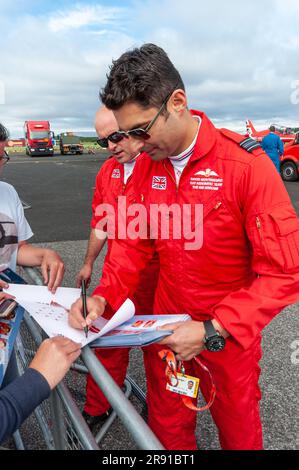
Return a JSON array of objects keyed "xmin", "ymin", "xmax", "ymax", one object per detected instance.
[
  {"xmin": 54, "ymin": 287, "xmax": 83, "ymax": 310},
  {"xmin": 19, "ymin": 300, "xmax": 97, "ymax": 346},
  {"xmin": 92, "ymin": 299, "xmax": 135, "ymax": 337},
  {"xmin": 4, "ymin": 284, "xmax": 81, "ymax": 310},
  {"xmin": 3, "ymin": 284, "xmax": 135, "ymax": 346},
  {"xmin": 4, "ymin": 284, "xmax": 53, "ymax": 304}
]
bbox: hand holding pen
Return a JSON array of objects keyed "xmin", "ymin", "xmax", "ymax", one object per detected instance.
[
  {"xmin": 69, "ymin": 293, "xmax": 107, "ymax": 331},
  {"xmin": 81, "ymin": 280, "xmax": 89, "ymax": 338}
]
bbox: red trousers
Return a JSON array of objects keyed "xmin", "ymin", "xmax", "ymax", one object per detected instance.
[
  {"xmin": 85, "ymin": 335, "xmax": 263, "ymax": 450},
  {"xmin": 84, "ymin": 347, "xmax": 130, "ymax": 415},
  {"xmin": 85, "ymin": 256, "xmax": 159, "ymax": 416},
  {"xmin": 143, "ymin": 336, "xmax": 263, "ymax": 450}
]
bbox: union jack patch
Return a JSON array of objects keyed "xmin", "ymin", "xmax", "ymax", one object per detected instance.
[
  {"xmin": 152, "ymin": 176, "xmax": 167, "ymax": 190},
  {"xmin": 112, "ymin": 169, "xmax": 121, "ymax": 178}
]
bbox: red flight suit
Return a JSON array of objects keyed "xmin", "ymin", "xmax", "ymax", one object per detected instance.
[
  {"xmin": 94, "ymin": 111, "xmax": 299, "ymax": 449},
  {"xmin": 84, "ymin": 155, "xmax": 159, "ymax": 416}
]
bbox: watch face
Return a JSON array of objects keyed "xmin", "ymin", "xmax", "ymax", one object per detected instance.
[{"xmin": 207, "ymin": 336, "xmax": 225, "ymax": 352}]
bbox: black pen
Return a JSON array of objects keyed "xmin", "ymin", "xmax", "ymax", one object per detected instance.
[{"xmin": 81, "ymin": 280, "xmax": 88, "ymax": 338}]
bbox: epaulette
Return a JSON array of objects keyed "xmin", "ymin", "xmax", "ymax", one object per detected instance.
[
  {"xmin": 220, "ymin": 128, "xmax": 262, "ymax": 153},
  {"xmin": 239, "ymin": 137, "xmax": 261, "ymax": 153}
]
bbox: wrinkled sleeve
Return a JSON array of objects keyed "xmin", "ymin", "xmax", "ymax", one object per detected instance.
[
  {"xmin": 13, "ymin": 187, "xmax": 33, "ymax": 242},
  {"xmin": 213, "ymin": 154, "xmax": 299, "ymax": 349},
  {"xmin": 0, "ymin": 368, "xmax": 50, "ymax": 444},
  {"xmin": 93, "ymin": 236, "xmax": 155, "ymax": 312},
  {"xmin": 91, "ymin": 170, "xmax": 104, "ymax": 229}
]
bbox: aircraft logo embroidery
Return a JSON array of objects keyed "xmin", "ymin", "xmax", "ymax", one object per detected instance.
[{"xmin": 194, "ymin": 169, "xmax": 219, "ymax": 178}]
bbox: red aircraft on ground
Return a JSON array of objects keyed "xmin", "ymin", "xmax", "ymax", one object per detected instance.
[{"xmin": 246, "ymin": 120, "xmax": 297, "ymax": 143}]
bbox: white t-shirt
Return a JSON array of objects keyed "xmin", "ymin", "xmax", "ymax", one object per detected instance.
[
  {"xmin": 0, "ymin": 182, "xmax": 33, "ymax": 272},
  {"xmin": 123, "ymin": 160, "xmax": 137, "ymax": 184},
  {"xmin": 123, "ymin": 153, "xmax": 139, "ymax": 184}
]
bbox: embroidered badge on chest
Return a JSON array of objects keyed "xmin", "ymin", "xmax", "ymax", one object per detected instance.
[
  {"xmin": 190, "ymin": 168, "xmax": 223, "ymax": 191},
  {"xmin": 152, "ymin": 176, "xmax": 167, "ymax": 190},
  {"xmin": 112, "ymin": 169, "xmax": 121, "ymax": 179}
]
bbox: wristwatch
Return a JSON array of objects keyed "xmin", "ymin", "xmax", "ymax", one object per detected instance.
[{"xmin": 203, "ymin": 320, "xmax": 226, "ymax": 352}]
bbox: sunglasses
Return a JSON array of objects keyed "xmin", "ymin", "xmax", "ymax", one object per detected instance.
[
  {"xmin": 97, "ymin": 83, "xmax": 179, "ymax": 148},
  {"xmin": 96, "ymin": 131, "xmax": 128, "ymax": 149}
]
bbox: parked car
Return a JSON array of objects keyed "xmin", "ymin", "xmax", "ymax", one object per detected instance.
[{"xmin": 280, "ymin": 133, "xmax": 299, "ymax": 181}]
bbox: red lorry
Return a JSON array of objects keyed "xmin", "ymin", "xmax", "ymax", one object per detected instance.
[
  {"xmin": 280, "ymin": 133, "xmax": 299, "ymax": 181},
  {"xmin": 24, "ymin": 121, "xmax": 54, "ymax": 157}
]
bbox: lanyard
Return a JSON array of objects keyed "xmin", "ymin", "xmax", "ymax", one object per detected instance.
[{"xmin": 158, "ymin": 349, "xmax": 216, "ymax": 412}]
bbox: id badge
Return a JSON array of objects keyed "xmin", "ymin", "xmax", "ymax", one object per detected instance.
[{"xmin": 166, "ymin": 373, "xmax": 199, "ymax": 399}]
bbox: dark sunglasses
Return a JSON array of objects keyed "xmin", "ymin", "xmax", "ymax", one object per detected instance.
[
  {"xmin": 101, "ymin": 83, "xmax": 179, "ymax": 145},
  {"xmin": 96, "ymin": 131, "xmax": 128, "ymax": 149}
]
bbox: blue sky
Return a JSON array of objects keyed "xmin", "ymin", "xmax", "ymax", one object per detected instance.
[{"xmin": 0, "ymin": 0, "xmax": 299, "ymax": 137}]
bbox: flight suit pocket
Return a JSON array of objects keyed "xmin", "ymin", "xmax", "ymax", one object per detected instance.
[
  {"xmin": 250, "ymin": 204, "xmax": 299, "ymax": 274},
  {"xmin": 268, "ymin": 205, "xmax": 299, "ymax": 273}
]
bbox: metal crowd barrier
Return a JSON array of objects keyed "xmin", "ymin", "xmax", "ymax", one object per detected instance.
[{"xmin": 10, "ymin": 266, "xmax": 164, "ymax": 450}]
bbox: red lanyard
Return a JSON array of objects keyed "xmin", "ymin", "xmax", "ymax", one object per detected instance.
[{"xmin": 158, "ymin": 349, "xmax": 216, "ymax": 412}]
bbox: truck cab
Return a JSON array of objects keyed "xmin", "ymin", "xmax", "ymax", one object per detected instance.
[
  {"xmin": 280, "ymin": 133, "xmax": 299, "ymax": 181},
  {"xmin": 24, "ymin": 121, "xmax": 54, "ymax": 157},
  {"xmin": 59, "ymin": 133, "xmax": 84, "ymax": 155}
]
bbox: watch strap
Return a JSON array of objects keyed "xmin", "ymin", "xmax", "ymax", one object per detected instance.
[{"xmin": 204, "ymin": 320, "xmax": 218, "ymax": 338}]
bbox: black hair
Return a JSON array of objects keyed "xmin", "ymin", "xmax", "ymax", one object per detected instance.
[
  {"xmin": 0, "ymin": 123, "xmax": 9, "ymax": 142},
  {"xmin": 100, "ymin": 43, "xmax": 185, "ymax": 111}
]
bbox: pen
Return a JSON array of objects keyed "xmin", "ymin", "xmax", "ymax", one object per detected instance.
[{"xmin": 81, "ymin": 280, "xmax": 88, "ymax": 338}]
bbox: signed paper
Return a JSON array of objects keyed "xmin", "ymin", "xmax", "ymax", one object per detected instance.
[{"xmin": 4, "ymin": 284, "xmax": 135, "ymax": 346}]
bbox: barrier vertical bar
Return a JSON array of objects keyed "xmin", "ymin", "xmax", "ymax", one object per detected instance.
[
  {"xmin": 81, "ymin": 347, "xmax": 164, "ymax": 450},
  {"xmin": 49, "ymin": 390, "xmax": 67, "ymax": 450}
]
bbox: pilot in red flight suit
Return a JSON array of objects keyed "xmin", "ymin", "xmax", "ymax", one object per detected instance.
[
  {"xmin": 70, "ymin": 45, "xmax": 299, "ymax": 449},
  {"xmin": 78, "ymin": 107, "xmax": 159, "ymax": 427}
]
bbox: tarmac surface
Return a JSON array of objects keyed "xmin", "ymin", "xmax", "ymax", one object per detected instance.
[{"xmin": 1, "ymin": 151, "xmax": 299, "ymax": 450}]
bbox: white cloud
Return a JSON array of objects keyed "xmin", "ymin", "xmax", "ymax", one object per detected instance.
[
  {"xmin": 1, "ymin": 0, "xmax": 299, "ymax": 137},
  {"xmin": 0, "ymin": 3, "xmax": 135, "ymax": 136},
  {"xmin": 48, "ymin": 4, "xmax": 125, "ymax": 32},
  {"xmin": 133, "ymin": 0, "xmax": 299, "ymax": 127}
]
